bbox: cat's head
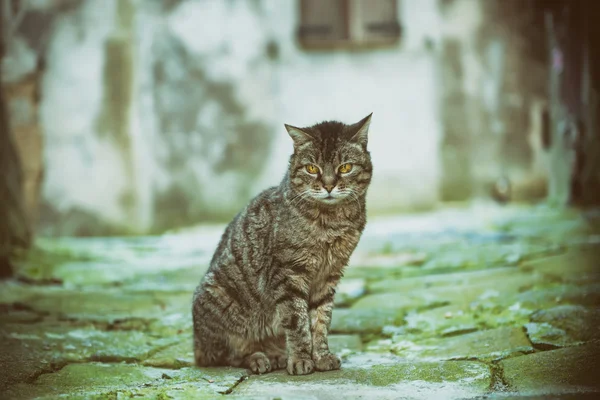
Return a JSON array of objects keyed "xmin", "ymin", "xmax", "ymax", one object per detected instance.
[{"xmin": 285, "ymin": 113, "xmax": 373, "ymax": 206}]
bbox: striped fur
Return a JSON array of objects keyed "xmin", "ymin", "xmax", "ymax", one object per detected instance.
[{"xmin": 192, "ymin": 114, "xmax": 373, "ymax": 375}]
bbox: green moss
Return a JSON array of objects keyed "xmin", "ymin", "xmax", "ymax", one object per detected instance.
[
  {"xmin": 500, "ymin": 342, "xmax": 600, "ymax": 393},
  {"xmin": 344, "ymin": 265, "xmax": 405, "ymax": 281},
  {"xmin": 351, "ymin": 292, "xmax": 449, "ymax": 312},
  {"xmin": 4, "ymin": 364, "xmax": 246, "ymax": 399},
  {"xmin": 391, "ymin": 327, "xmax": 533, "ymax": 362},
  {"xmin": 12, "ymin": 240, "xmax": 99, "ymax": 282},
  {"xmin": 354, "ymin": 362, "xmax": 488, "ymax": 386},
  {"xmin": 330, "ymin": 308, "xmax": 404, "ymax": 335},
  {"xmin": 0, "ymin": 322, "xmax": 180, "ymax": 370},
  {"xmin": 143, "ymin": 340, "xmax": 194, "ymax": 369},
  {"xmin": 242, "ymin": 360, "xmax": 490, "ymax": 389}
]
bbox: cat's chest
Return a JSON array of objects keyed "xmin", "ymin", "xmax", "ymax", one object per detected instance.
[
  {"xmin": 312, "ymin": 226, "xmax": 348, "ymax": 245},
  {"xmin": 308, "ymin": 228, "xmax": 359, "ymax": 297},
  {"xmin": 310, "ymin": 225, "xmax": 361, "ymax": 267}
]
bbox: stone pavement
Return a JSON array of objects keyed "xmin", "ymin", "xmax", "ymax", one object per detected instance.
[{"xmin": 1, "ymin": 203, "xmax": 599, "ymax": 399}]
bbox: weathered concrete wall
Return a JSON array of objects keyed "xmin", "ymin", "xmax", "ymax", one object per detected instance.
[
  {"xmin": 33, "ymin": 0, "xmax": 278, "ymax": 235},
  {"xmin": 5, "ymin": 0, "xmax": 447, "ymax": 235},
  {"xmin": 135, "ymin": 0, "xmax": 278, "ymax": 232},
  {"xmin": 5, "ymin": 0, "xmax": 563, "ymax": 236},
  {"xmin": 5, "ymin": 73, "xmax": 43, "ymax": 228},
  {"xmin": 437, "ymin": 0, "xmax": 550, "ymax": 203},
  {"xmin": 256, "ymin": 0, "xmax": 444, "ymax": 215},
  {"xmin": 1, "ymin": 0, "xmax": 47, "ymax": 243},
  {"xmin": 544, "ymin": 0, "xmax": 600, "ymax": 207}
]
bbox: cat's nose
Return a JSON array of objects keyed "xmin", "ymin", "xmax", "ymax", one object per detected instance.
[{"xmin": 323, "ymin": 184, "xmax": 335, "ymax": 193}]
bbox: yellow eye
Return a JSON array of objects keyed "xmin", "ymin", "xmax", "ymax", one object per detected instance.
[
  {"xmin": 305, "ymin": 164, "xmax": 319, "ymax": 174},
  {"xmin": 338, "ymin": 163, "xmax": 353, "ymax": 174}
]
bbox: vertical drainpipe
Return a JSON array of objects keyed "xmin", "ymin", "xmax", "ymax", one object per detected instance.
[
  {"xmin": 544, "ymin": 1, "xmax": 573, "ymax": 206},
  {"xmin": 543, "ymin": 0, "xmax": 599, "ymax": 207},
  {"xmin": 99, "ymin": 0, "xmax": 140, "ymax": 232}
]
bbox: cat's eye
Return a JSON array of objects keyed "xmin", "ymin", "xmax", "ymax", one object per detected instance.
[
  {"xmin": 305, "ymin": 164, "xmax": 319, "ymax": 174},
  {"xmin": 338, "ymin": 163, "xmax": 353, "ymax": 174}
]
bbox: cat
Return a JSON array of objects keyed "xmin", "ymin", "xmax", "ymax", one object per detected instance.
[{"xmin": 192, "ymin": 113, "xmax": 373, "ymax": 375}]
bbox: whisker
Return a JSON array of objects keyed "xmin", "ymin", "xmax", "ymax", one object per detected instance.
[
  {"xmin": 287, "ymin": 190, "xmax": 307, "ymax": 204},
  {"xmin": 347, "ymin": 189, "xmax": 363, "ymax": 216},
  {"xmin": 289, "ymin": 190, "xmax": 310, "ymax": 208}
]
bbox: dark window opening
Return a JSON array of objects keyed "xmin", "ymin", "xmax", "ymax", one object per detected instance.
[{"xmin": 298, "ymin": 0, "xmax": 402, "ymax": 50}]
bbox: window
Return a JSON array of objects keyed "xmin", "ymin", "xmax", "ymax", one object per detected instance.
[{"xmin": 298, "ymin": 0, "xmax": 402, "ymax": 49}]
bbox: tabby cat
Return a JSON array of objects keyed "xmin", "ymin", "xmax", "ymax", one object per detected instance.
[{"xmin": 192, "ymin": 113, "xmax": 373, "ymax": 375}]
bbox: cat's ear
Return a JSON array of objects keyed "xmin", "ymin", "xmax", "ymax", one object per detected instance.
[
  {"xmin": 349, "ymin": 113, "xmax": 372, "ymax": 148},
  {"xmin": 285, "ymin": 124, "xmax": 314, "ymax": 146}
]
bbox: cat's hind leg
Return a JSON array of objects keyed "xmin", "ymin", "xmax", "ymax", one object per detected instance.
[
  {"xmin": 263, "ymin": 336, "xmax": 287, "ymax": 371},
  {"xmin": 192, "ymin": 290, "xmax": 230, "ymax": 367},
  {"xmin": 267, "ymin": 353, "xmax": 287, "ymax": 371},
  {"xmin": 244, "ymin": 352, "xmax": 272, "ymax": 374},
  {"xmin": 227, "ymin": 337, "xmax": 273, "ymax": 374},
  {"xmin": 193, "ymin": 328, "xmax": 228, "ymax": 367}
]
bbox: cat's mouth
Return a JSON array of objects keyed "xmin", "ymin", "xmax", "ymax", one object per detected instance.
[
  {"xmin": 319, "ymin": 194, "xmax": 343, "ymax": 204},
  {"xmin": 309, "ymin": 189, "xmax": 349, "ymax": 205}
]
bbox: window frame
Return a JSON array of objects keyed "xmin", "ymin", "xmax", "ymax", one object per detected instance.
[{"xmin": 297, "ymin": 0, "xmax": 402, "ymax": 50}]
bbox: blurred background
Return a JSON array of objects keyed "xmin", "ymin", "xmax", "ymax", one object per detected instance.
[
  {"xmin": 3, "ymin": 3, "xmax": 600, "ymax": 396},
  {"xmin": 1, "ymin": 0, "xmax": 599, "ymax": 243}
]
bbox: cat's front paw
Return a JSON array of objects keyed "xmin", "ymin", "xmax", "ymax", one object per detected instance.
[
  {"xmin": 286, "ymin": 355, "xmax": 314, "ymax": 375},
  {"xmin": 313, "ymin": 352, "xmax": 341, "ymax": 371}
]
